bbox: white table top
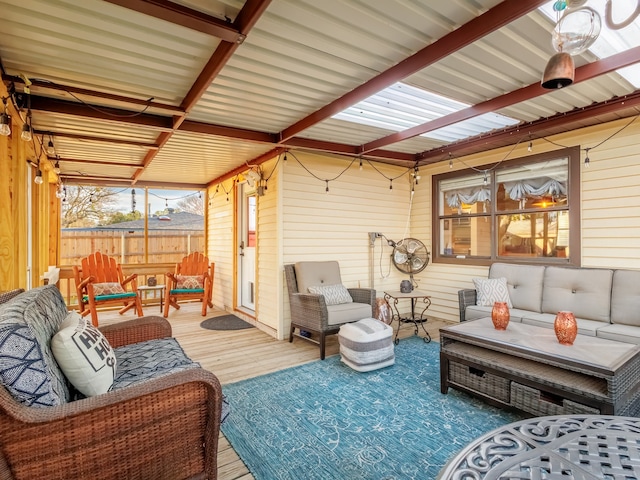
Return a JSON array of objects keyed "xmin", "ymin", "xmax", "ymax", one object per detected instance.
[{"xmin": 442, "ymin": 317, "xmax": 640, "ymax": 371}]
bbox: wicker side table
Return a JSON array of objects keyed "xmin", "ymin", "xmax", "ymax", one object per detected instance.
[{"xmin": 438, "ymin": 415, "xmax": 640, "ymax": 479}]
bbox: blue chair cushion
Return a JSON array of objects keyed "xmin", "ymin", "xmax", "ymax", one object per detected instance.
[
  {"xmin": 83, "ymin": 292, "xmax": 137, "ymax": 301},
  {"xmin": 170, "ymin": 289, "xmax": 204, "ymax": 294}
]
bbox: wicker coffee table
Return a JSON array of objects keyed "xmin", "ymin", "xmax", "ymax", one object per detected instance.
[
  {"xmin": 437, "ymin": 415, "xmax": 640, "ymax": 479},
  {"xmin": 440, "ymin": 318, "xmax": 640, "ymax": 416}
]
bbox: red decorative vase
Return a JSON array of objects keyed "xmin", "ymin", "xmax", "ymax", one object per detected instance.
[
  {"xmin": 554, "ymin": 311, "xmax": 578, "ymax": 345},
  {"xmin": 491, "ymin": 302, "xmax": 510, "ymax": 330}
]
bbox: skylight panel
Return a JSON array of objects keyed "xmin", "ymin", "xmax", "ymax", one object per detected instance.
[
  {"xmin": 539, "ymin": 1, "xmax": 640, "ymax": 87},
  {"xmin": 332, "ymin": 82, "xmax": 519, "ymax": 142}
]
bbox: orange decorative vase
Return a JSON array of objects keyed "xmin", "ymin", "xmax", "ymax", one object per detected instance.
[
  {"xmin": 554, "ymin": 311, "xmax": 578, "ymax": 345},
  {"xmin": 491, "ymin": 302, "xmax": 510, "ymax": 330}
]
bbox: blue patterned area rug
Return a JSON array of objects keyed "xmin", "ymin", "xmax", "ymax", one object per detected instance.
[{"xmin": 221, "ymin": 336, "xmax": 526, "ymax": 480}]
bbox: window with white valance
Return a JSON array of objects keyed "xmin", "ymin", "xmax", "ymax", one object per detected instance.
[{"xmin": 433, "ymin": 148, "xmax": 580, "ymax": 266}]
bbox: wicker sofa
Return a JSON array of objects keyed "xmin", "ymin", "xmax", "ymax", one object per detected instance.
[
  {"xmin": 0, "ymin": 285, "xmax": 223, "ymax": 480},
  {"xmin": 458, "ymin": 262, "xmax": 640, "ymax": 344}
]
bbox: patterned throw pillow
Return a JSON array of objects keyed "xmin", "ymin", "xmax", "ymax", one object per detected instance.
[
  {"xmin": 51, "ymin": 312, "xmax": 117, "ymax": 397},
  {"xmin": 473, "ymin": 277, "xmax": 513, "ymax": 308},
  {"xmin": 0, "ymin": 322, "xmax": 59, "ymax": 407},
  {"xmin": 308, "ymin": 284, "xmax": 353, "ymax": 306},
  {"xmin": 92, "ymin": 282, "xmax": 125, "ymax": 296},
  {"xmin": 176, "ymin": 275, "xmax": 204, "ymax": 290}
]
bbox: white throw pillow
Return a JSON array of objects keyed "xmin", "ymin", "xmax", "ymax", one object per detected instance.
[
  {"xmin": 473, "ymin": 277, "xmax": 513, "ymax": 308},
  {"xmin": 51, "ymin": 311, "xmax": 117, "ymax": 397},
  {"xmin": 308, "ymin": 284, "xmax": 353, "ymax": 306}
]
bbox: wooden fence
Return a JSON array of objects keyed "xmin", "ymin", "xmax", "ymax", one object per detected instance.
[{"xmin": 58, "ymin": 229, "xmax": 205, "ymax": 309}]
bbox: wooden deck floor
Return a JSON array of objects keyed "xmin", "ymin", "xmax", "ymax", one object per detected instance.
[{"xmin": 98, "ymin": 301, "xmax": 453, "ymax": 480}]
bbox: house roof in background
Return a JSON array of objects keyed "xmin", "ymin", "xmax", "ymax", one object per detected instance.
[
  {"xmin": 64, "ymin": 211, "xmax": 204, "ymax": 231},
  {"xmin": 1, "ymin": 0, "xmax": 639, "ymax": 188}
]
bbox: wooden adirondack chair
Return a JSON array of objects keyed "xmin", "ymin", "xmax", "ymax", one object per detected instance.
[
  {"xmin": 73, "ymin": 252, "xmax": 144, "ymax": 326},
  {"xmin": 164, "ymin": 252, "xmax": 214, "ymax": 318}
]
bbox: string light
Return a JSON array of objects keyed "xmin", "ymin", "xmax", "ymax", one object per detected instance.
[
  {"xmin": 483, "ymin": 170, "xmax": 488, "ymax": 186},
  {"xmin": 584, "ymin": 147, "xmax": 591, "ymax": 168},
  {"xmin": 21, "ymin": 114, "xmax": 32, "ymax": 141},
  {"xmin": 131, "ymin": 189, "xmax": 136, "ymax": 212},
  {"xmin": 0, "ymin": 97, "xmax": 10, "ymax": 136},
  {"xmin": 359, "ymin": 158, "xmax": 363, "ymax": 171},
  {"xmin": 448, "ymin": 153, "xmax": 453, "ymax": 169},
  {"xmin": 389, "ymin": 179, "xmax": 393, "ymax": 190},
  {"xmin": 46, "ymin": 135, "xmax": 55, "ymax": 156},
  {"xmin": 325, "ymin": 180, "xmax": 329, "ymax": 193},
  {"xmin": 34, "ymin": 167, "xmax": 43, "ymax": 185},
  {"xmin": 53, "ymin": 158, "xmax": 61, "ymax": 174}
]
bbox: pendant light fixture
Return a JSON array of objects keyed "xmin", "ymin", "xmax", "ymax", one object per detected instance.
[{"xmin": 542, "ymin": 1, "xmax": 602, "ymax": 89}]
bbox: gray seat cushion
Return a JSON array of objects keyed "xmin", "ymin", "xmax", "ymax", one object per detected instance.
[
  {"xmin": 490, "ymin": 263, "xmax": 545, "ymax": 313},
  {"xmin": 611, "ymin": 270, "xmax": 640, "ymax": 327},
  {"xmin": 327, "ymin": 302, "xmax": 373, "ymax": 326},
  {"xmin": 112, "ymin": 337, "xmax": 199, "ymax": 390},
  {"xmin": 541, "ymin": 266, "xmax": 613, "ymax": 323},
  {"xmin": 521, "ymin": 312, "xmax": 604, "ymax": 337},
  {"xmin": 597, "ymin": 324, "xmax": 640, "ymax": 344},
  {"xmin": 294, "ymin": 261, "xmax": 342, "ymax": 294},
  {"xmin": 465, "ymin": 304, "xmax": 529, "ymax": 323}
]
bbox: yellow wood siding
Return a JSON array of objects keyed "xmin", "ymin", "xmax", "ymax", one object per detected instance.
[
  {"xmin": 207, "ymin": 179, "xmax": 235, "ymax": 311},
  {"xmin": 415, "ymin": 117, "xmax": 640, "ymax": 323}
]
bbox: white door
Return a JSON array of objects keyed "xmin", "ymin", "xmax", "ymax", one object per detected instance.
[{"xmin": 237, "ymin": 183, "xmax": 256, "ymax": 312}]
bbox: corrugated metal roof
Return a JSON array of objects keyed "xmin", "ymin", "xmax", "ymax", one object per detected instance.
[{"xmin": 0, "ymin": 0, "xmax": 637, "ymax": 187}]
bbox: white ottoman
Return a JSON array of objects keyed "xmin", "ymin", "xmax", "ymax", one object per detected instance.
[{"xmin": 338, "ymin": 317, "xmax": 395, "ymax": 372}]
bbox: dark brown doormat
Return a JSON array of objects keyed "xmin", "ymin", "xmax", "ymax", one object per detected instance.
[{"xmin": 200, "ymin": 315, "xmax": 254, "ymax": 331}]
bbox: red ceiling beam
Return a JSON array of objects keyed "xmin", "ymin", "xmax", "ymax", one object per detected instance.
[
  {"xmin": 34, "ymin": 130, "xmax": 159, "ymax": 149},
  {"xmin": 209, "ymin": 147, "xmax": 286, "ymax": 186},
  {"xmin": 133, "ymin": 0, "xmax": 272, "ymax": 182},
  {"xmin": 361, "ymin": 46, "xmax": 640, "ymax": 153},
  {"xmin": 180, "ymin": 120, "xmax": 276, "ymax": 143},
  {"xmin": 417, "ymin": 90, "xmax": 640, "ymax": 163},
  {"xmin": 103, "ymin": 0, "xmax": 245, "ymax": 43},
  {"xmin": 181, "ymin": 0, "xmax": 273, "ymax": 112},
  {"xmin": 56, "ymin": 157, "xmax": 142, "ymax": 168},
  {"xmin": 3, "ymin": 74, "xmax": 183, "ymax": 114},
  {"xmin": 29, "ymin": 96, "xmax": 174, "ymax": 130},
  {"xmin": 278, "ymin": 0, "xmax": 548, "ymax": 143}
]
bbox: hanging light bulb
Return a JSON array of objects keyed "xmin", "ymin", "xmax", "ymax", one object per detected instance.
[
  {"xmin": 483, "ymin": 171, "xmax": 488, "ymax": 186},
  {"xmin": 34, "ymin": 168, "xmax": 43, "ymax": 185},
  {"xmin": 55, "ymin": 183, "xmax": 64, "ymax": 198},
  {"xmin": 0, "ymin": 98, "xmax": 10, "ymax": 136},
  {"xmin": 46, "ymin": 137, "xmax": 55, "ymax": 156},
  {"xmin": 359, "ymin": 158, "xmax": 363, "ymax": 171},
  {"xmin": 389, "ymin": 179, "xmax": 393, "ymax": 190},
  {"xmin": 21, "ymin": 118, "xmax": 32, "ymax": 142},
  {"xmin": 53, "ymin": 158, "xmax": 61, "ymax": 174},
  {"xmin": 448, "ymin": 154, "xmax": 453, "ymax": 169},
  {"xmin": 584, "ymin": 148, "xmax": 591, "ymax": 168},
  {"xmin": 131, "ymin": 189, "xmax": 136, "ymax": 212},
  {"xmin": 325, "ymin": 180, "xmax": 329, "ymax": 193}
]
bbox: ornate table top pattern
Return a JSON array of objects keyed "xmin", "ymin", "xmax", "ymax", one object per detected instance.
[{"xmin": 438, "ymin": 415, "xmax": 640, "ymax": 479}]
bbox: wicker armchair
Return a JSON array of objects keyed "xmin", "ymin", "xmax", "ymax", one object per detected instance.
[
  {"xmin": 458, "ymin": 288, "xmax": 477, "ymax": 323},
  {"xmin": 285, "ymin": 262, "xmax": 375, "ymax": 359},
  {"xmin": 0, "ymin": 315, "xmax": 223, "ymax": 480}
]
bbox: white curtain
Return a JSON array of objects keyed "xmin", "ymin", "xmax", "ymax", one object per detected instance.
[
  {"xmin": 445, "ymin": 187, "xmax": 491, "ymax": 214},
  {"xmin": 504, "ymin": 178, "xmax": 566, "ymax": 209}
]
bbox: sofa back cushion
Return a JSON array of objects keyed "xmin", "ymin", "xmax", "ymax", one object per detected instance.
[
  {"xmin": 0, "ymin": 286, "xmax": 71, "ymax": 405},
  {"xmin": 611, "ymin": 269, "xmax": 640, "ymax": 326},
  {"xmin": 294, "ymin": 261, "xmax": 342, "ymax": 295},
  {"xmin": 542, "ymin": 266, "xmax": 613, "ymax": 323},
  {"xmin": 489, "ymin": 263, "xmax": 545, "ymax": 312}
]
